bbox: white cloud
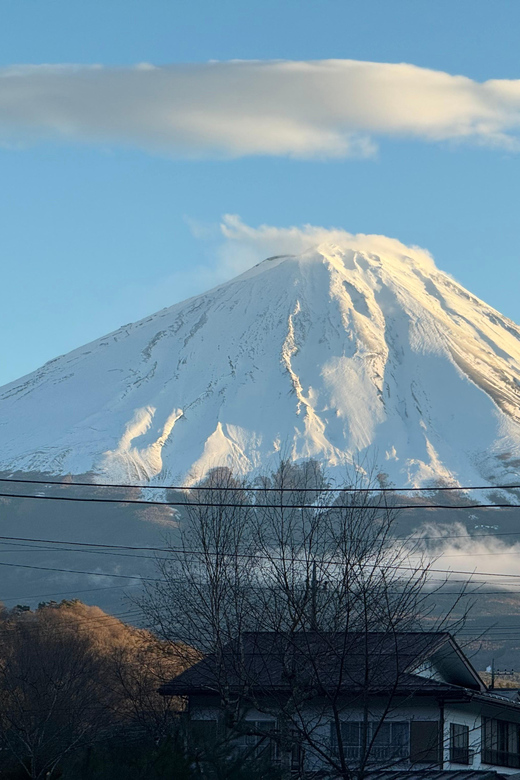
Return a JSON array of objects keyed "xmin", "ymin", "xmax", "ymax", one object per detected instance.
[
  {"xmin": 217, "ymin": 213, "xmax": 436, "ymax": 275},
  {"xmin": 1, "ymin": 60, "xmax": 520, "ymax": 158},
  {"xmin": 117, "ymin": 215, "xmax": 436, "ymax": 320},
  {"xmin": 407, "ymin": 522, "xmax": 520, "ymax": 590}
]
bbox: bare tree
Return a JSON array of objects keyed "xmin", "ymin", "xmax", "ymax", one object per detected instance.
[
  {"xmin": 142, "ymin": 460, "xmax": 473, "ymax": 780},
  {"xmin": 107, "ymin": 628, "xmax": 199, "ymax": 740},
  {"xmin": 145, "ymin": 468, "xmax": 257, "ymax": 682},
  {"xmin": 0, "ymin": 599, "xmax": 199, "ymax": 779},
  {"xmin": 0, "ymin": 605, "xmax": 113, "ymax": 779}
]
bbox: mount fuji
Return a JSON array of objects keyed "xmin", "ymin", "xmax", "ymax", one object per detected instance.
[{"xmin": 2, "ymin": 232, "xmax": 520, "ymax": 489}]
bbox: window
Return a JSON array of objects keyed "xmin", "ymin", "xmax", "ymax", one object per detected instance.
[
  {"xmin": 235, "ymin": 720, "xmax": 278, "ymax": 761},
  {"xmin": 483, "ymin": 718, "xmax": 520, "ymax": 768},
  {"xmin": 409, "ymin": 721, "xmax": 440, "ymax": 765},
  {"xmin": 372, "ymin": 722, "xmax": 409, "ymax": 761},
  {"xmin": 450, "ymin": 723, "xmax": 470, "ymax": 764},
  {"xmin": 189, "ymin": 719, "xmax": 219, "ymax": 752},
  {"xmin": 290, "ymin": 731, "xmax": 304, "ymax": 772},
  {"xmin": 190, "ymin": 720, "xmax": 218, "ymax": 741},
  {"xmin": 330, "ymin": 721, "xmax": 409, "ymax": 763},
  {"xmin": 333, "ymin": 722, "xmax": 361, "ymax": 761}
]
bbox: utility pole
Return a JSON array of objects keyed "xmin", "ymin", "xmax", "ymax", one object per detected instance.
[{"xmin": 489, "ymin": 661, "xmax": 516, "ymax": 690}]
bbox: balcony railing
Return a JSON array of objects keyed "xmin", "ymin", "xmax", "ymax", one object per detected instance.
[
  {"xmin": 450, "ymin": 747, "xmax": 471, "ymax": 765},
  {"xmin": 341, "ymin": 745, "xmax": 409, "ymax": 763},
  {"xmin": 482, "ymin": 749, "xmax": 520, "ymax": 769}
]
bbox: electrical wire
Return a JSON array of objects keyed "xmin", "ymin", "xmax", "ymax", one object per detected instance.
[
  {"xmin": 1, "ymin": 476, "xmax": 520, "ymax": 493},
  {"xmin": 1, "ymin": 489, "xmax": 519, "ymax": 511},
  {"xmin": 0, "ymin": 609, "xmax": 146, "ymax": 642},
  {"xmin": 5, "ymin": 533, "xmax": 520, "ymax": 582},
  {"xmin": 1, "ymin": 528, "xmax": 520, "ymax": 553},
  {"xmin": 4, "ymin": 554, "xmax": 520, "ymax": 587},
  {"xmin": 3, "ymin": 539, "xmax": 520, "ymax": 591},
  {"xmin": 0, "ymin": 583, "xmax": 139, "ymax": 603},
  {"xmin": 1, "ymin": 484, "xmax": 520, "ymax": 629},
  {"xmin": 0, "ymin": 540, "xmax": 171, "ymax": 562},
  {"xmin": 0, "ymin": 559, "xmax": 163, "ymax": 581},
  {"xmin": 4, "ymin": 538, "xmax": 520, "ymax": 561}
]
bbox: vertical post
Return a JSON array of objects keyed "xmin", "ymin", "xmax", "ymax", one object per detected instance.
[
  {"xmin": 439, "ymin": 700, "xmax": 444, "ymax": 769},
  {"xmin": 491, "ymin": 659, "xmax": 495, "ymax": 690},
  {"xmin": 311, "ymin": 560, "xmax": 317, "ymax": 631}
]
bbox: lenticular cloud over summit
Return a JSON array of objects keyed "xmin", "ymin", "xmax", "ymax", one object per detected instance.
[
  {"xmin": 1, "ymin": 219, "xmax": 520, "ymax": 489},
  {"xmin": 2, "ymin": 59, "xmax": 520, "ymax": 158},
  {"xmin": 218, "ymin": 215, "xmax": 438, "ymax": 278}
]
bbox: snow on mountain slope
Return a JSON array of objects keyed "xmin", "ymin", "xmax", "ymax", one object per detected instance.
[{"xmin": 2, "ymin": 232, "xmax": 520, "ymax": 488}]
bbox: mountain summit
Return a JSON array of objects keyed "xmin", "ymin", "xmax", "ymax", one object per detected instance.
[{"xmin": 2, "ymin": 235, "xmax": 520, "ymax": 487}]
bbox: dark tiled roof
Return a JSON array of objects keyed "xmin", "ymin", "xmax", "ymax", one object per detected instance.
[
  {"xmin": 160, "ymin": 631, "xmax": 459, "ymax": 697},
  {"xmin": 488, "ymin": 689, "xmax": 520, "ymax": 701},
  {"xmin": 366, "ymin": 772, "xmax": 515, "ymax": 780}
]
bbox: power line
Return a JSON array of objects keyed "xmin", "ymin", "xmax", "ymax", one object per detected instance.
[
  {"xmin": 0, "ymin": 540, "xmax": 171, "ymax": 562},
  {"xmin": 0, "ymin": 544, "xmax": 503, "ymax": 580},
  {"xmin": 0, "ymin": 608, "xmax": 146, "ymax": 641},
  {"xmin": 3, "ymin": 571, "xmax": 520, "ymax": 644},
  {"xmin": 2, "ymin": 517, "xmax": 520, "ymax": 599},
  {"xmin": 434, "ymin": 591, "xmax": 520, "ymax": 595},
  {"xmin": 424, "ymin": 550, "xmax": 520, "ymax": 559},
  {"xmin": 3, "ymin": 537, "xmax": 520, "ymax": 563},
  {"xmin": 0, "ymin": 601, "xmax": 148, "ymax": 640},
  {"xmin": 5, "ymin": 599, "xmax": 516, "ymax": 644},
  {"xmin": 4, "ymin": 552, "xmax": 520, "ymax": 586},
  {"xmin": 2, "ymin": 597, "xmax": 520, "ymax": 644},
  {"xmin": 0, "ymin": 559, "xmax": 162, "ymax": 581},
  {"xmin": 0, "ymin": 534, "xmax": 174, "ymax": 552},
  {"xmin": 0, "ymin": 546, "xmax": 501, "ymax": 587},
  {"xmin": 1, "ymin": 529, "xmax": 520, "ymax": 555},
  {"xmin": 0, "ymin": 608, "xmax": 142, "ymax": 625},
  {"xmin": 398, "ymin": 564, "xmax": 520, "ymax": 580},
  {"xmin": 3, "ymin": 524, "xmax": 520, "ymax": 581},
  {"xmin": 0, "ymin": 583, "xmax": 138, "ymax": 603},
  {"xmin": 3, "ymin": 538, "xmax": 520, "ymax": 591},
  {"xmin": 0, "ymin": 489, "xmax": 519, "ymax": 511},
  {"xmin": 404, "ymin": 531, "xmax": 520, "ymax": 542},
  {"xmin": 2, "ymin": 476, "xmax": 519, "ymax": 493},
  {"xmin": 458, "ymin": 626, "xmax": 520, "ymax": 633}
]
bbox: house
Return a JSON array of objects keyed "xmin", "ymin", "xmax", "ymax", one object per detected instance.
[{"xmin": 159, "ymin": 631, "xmax": 520, "ymax": 778}]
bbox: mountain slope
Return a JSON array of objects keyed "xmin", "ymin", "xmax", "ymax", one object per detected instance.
[{"xmin": 2, "ymin": 235, "xmax": 520, "ymax": 488}]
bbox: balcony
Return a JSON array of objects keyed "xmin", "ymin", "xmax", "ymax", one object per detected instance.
[
  {"xmin": 341, "ymin": 745, "xmax": 409, "ymax": 763},
  {"xmin": 482, "ymin": 749, "xmax": 520, "ymax": 769},
  {"xmin": 450, "ymin": 747, "xmax": 473, "ymax": 765}
]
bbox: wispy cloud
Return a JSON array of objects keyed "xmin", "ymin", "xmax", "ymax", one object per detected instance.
[
  {"xmin": 1, "ymin": 60, "xmax": 520, "ymax": 158},
  {"xmin": 117, "ymin": 214, "xmax": 435, "ymax": 319},
  {"xmin": 408, "ymin": 522, "xmax": 520, "ymax": 590},
  {"xmin": 217, "ymin": 214, "xmax": 436, "ymax": 273}
]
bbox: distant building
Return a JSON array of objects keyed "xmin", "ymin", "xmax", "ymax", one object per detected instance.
[{"xmin": 160, "ymin": 631, "xmax": 520, "ymax": 778}]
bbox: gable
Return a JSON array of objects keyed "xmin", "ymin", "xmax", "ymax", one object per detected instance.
[
  {"xmin": 409, "ymin": 638, "xmax": 485, "ymax": 692},
  {"xmin": 413, "ymin": 660, "xmax": 449, "ymax": 684}
]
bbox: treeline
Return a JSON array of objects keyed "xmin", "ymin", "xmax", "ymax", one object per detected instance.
[{"xmin": 0, "ymin": 599, "xmax": 204, "ymax": 780}]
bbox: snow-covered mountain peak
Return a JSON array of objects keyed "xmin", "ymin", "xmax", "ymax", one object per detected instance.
[{"xmin": 1, "ymin": 232, "xmax": 520, "ymax": 488}]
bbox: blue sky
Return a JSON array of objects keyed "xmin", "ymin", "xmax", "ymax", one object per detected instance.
[{"xmin": 1, "ymin": 0, "xmax": 520, "ymax": 386}]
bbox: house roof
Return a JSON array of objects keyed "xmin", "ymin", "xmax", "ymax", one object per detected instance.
[
  {"xmin": 365, "ymin": 772, "xmax": 518, "ymax": 780},
  {"xmin": 159, "ymin": 631, "xmax": 485, "ymax": 699}
]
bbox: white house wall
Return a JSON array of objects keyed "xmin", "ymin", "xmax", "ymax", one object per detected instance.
[
  {"xmin": 188, "ymin": 694, "xmax": 520, "ymax": 775},
  {"xmin": 443, "ymin": 699, "xmax": 520, "ymax": 775},
  {"xmin": 443, "ymin": 703, "xmax": 481, "ymax": 770}
]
